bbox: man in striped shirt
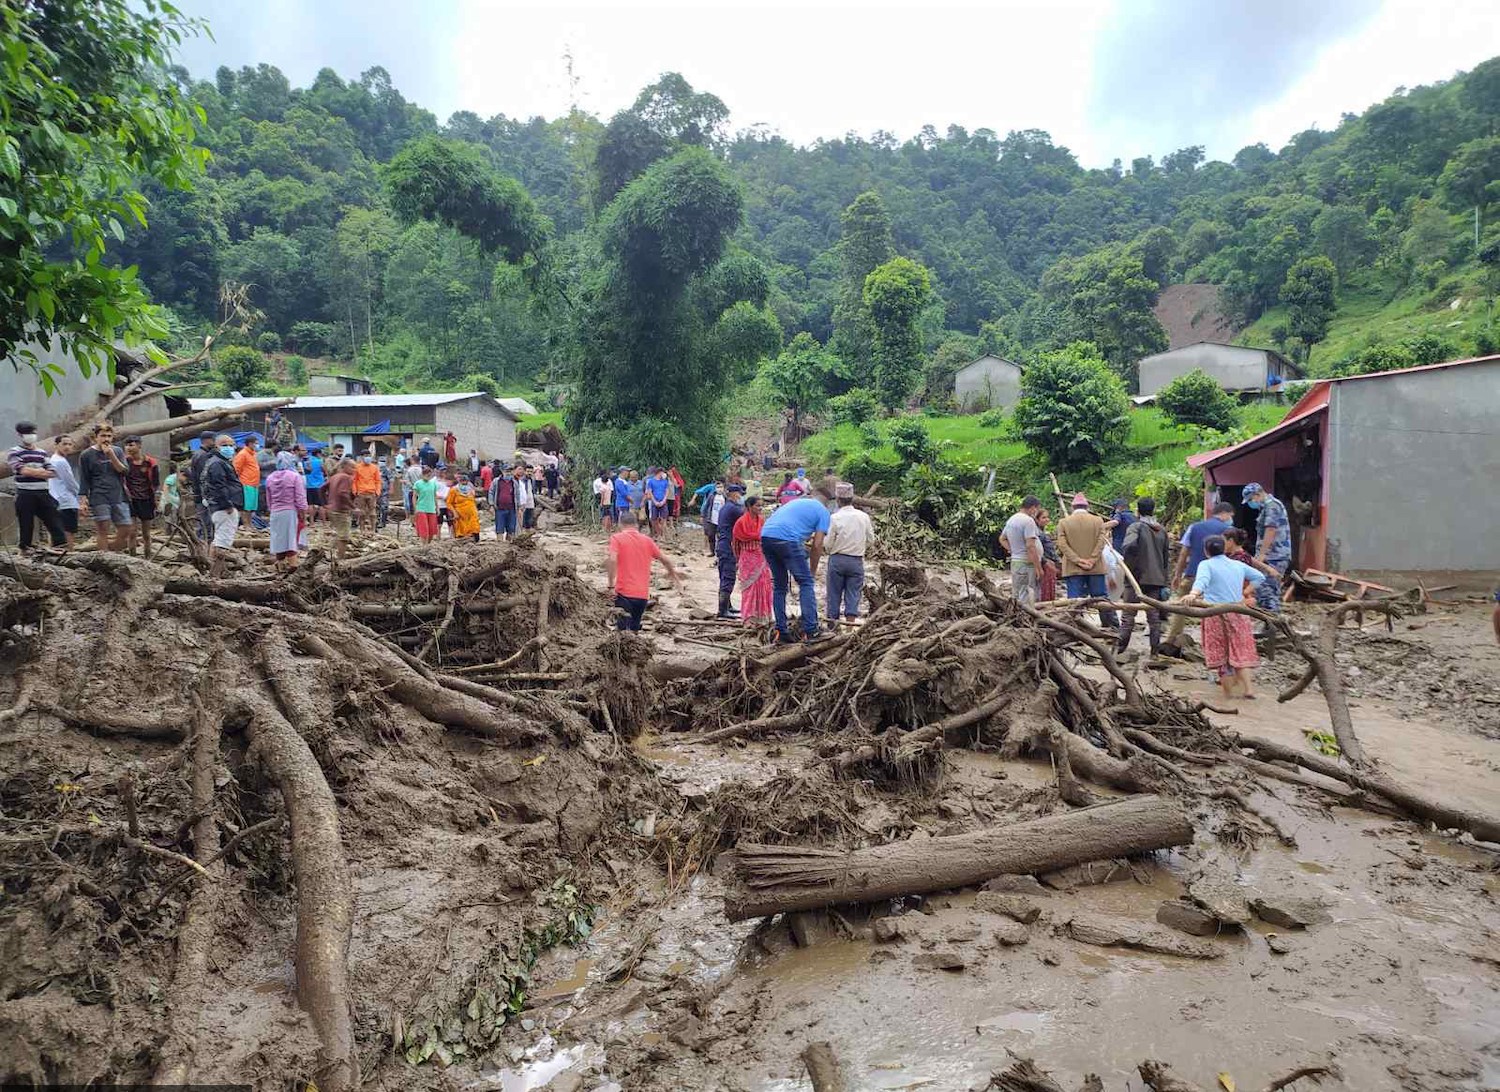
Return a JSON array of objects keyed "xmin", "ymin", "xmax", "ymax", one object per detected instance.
[{"xmin": 7, "ymin": 421, "xmax": 67, "ymax": 552}]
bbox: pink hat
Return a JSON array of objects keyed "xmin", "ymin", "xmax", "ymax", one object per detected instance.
[{"xmin": 1072, "ymin": 492, "xmax": 1089, "ymax": 508}]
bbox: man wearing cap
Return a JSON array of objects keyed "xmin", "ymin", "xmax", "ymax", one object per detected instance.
[
  {"xmin": 1108, "ymin": 497, "xmax": 1135, "ymax": 553},
  {"xmin": 824, "ymin": 483, "xmax": 874, "ymax": 624},
  {"xmin": 1056, "ymin": 493, "xmax": 1118, "ymax": 629},
  {"xmin": 714, "ymin": 482, "xmax": 746, "ymax": 618},
  {"xmin": 1242, "ymin": 483, "xmax": 1292, "ymax": 576},
  {"xmin": 760, "ymin": 495, "xmax": 831, "ymax": 642}
]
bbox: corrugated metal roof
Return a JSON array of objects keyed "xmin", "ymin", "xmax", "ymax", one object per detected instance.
[
  {"xmin": 190, "ymin": 392, "xmax": 483, "ymax": 411},
  {"xmin": 499, "ymin": 397, "xmax": 539, "ymax": 416},
  {"xmin": 1185, "ymin": 354, "xmax": 1500, "ymax": 471}
]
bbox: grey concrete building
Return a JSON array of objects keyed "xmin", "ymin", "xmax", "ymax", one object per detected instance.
[
  {"xmin": 953, "ymin": 354, "xmax": 1023, "ymax": 410},
  {"xmin": 307, "ymin": 373, "xmax": 376, "ymax": 396},
  {"xmin": 1188, "ymin": 355, "xmax": 1500, "ymax": 581},
  {"xmin": 1138, "ymin": 342, "xmax": 1300, "ymax": 397},
  {"xmin": 188, "ymin": 393, "xmax": 518, "ymax": 461}
]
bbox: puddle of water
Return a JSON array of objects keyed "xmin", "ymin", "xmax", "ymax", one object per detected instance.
[
  {"xmin": 1296, "ymin": 860, "xmax": 1332, "ymax": 874},
  {"xmin": 532, "ymin": 958, "xmax": 594, "ymax": 1001},
  {"xmin": 470, "ymin": 1040, "xmax": 603, "ymax": 1092}
]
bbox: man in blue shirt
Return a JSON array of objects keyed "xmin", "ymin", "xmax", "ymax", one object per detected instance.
[
  {"xmin": 760, "ymin": 495, "xmax": 831, "ymax": 642},
  {"xmin": 1160, "ymin": 500, "xmax": 1236, "ymax": 659},
  {"xmin": 646, "ymin": 467, "xmax": 671, "ymax": 536},
  {"xmin": 715, "ymin": 483, "xmax": 746, "ymax": 618},
  {"xmin": 1242, "ymin": 482, "xmax": 1292, "ymax": 575}
]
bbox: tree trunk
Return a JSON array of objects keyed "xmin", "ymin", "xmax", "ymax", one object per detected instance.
[
  {"xmin": 724, "ymin": 794, "xmax": 1191, "ymax": 920},
  {"xmin": 801, "ymin": 1041, "xmax": 847, "ymax": 1092}
]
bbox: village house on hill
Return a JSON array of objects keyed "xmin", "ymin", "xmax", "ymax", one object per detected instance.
[
  {"xmin": 188, "ymin": 392, "xmax": 518, "ymax": 460},
  {"xmin": 1188, "ymin": 354, "xmax": 1500, "ymax": 583},
  {"xmin": 953, "ymin": 354, "xmax": 1023, "ymax": 410},
  {"xmin": 1138, "ymin": 342, "xmax": 1301, "ymax": 397}
]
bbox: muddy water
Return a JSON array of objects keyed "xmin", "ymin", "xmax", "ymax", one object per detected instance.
[{"xmin": 714, "ymin": 797, "xmax": 1500, "ymax": 1092}]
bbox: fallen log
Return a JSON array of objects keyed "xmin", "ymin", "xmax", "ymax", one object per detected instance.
[
  {"xmin": 724, "ymin": 794, "xmax": 1191, "ymax": 920},
  {"xmin": 801, "ymin": 1041, "xmax": 847, "ymax": 1092}
]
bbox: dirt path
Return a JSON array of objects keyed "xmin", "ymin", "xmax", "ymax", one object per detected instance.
[{"xmin": 521, "ymin": 532, "xmax": 1500, "ymax": 1092}]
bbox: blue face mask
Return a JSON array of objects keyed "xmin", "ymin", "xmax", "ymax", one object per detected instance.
[
  {"xmin": 218, "ymin": 445, "xmax": 235, "ymax": 458},
  {"xmin": 1247, "ymin": 499, "xmax": 1263, "ymax": 510}
]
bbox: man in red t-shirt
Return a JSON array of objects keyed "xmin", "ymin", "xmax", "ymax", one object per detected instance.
[{"xmin": 606, "ymin": 511, "xmax": 683, "ymax": 630}]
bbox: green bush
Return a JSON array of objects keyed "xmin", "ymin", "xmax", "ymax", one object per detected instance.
[
  {"xmin": 837, "ymin": 449, "xmax": 901, "ymax": 491},
  {"xmin": 1156, "ymin": 368, "xmax": 1238, "ymax": 431},
  {"xmin": 214, "ymin": 345, "xmax": 272, "ymax": 397},
  {"xmin": 937, "ymin": 490, "xmax": 1024, "ymax": 560},
  {"xmin": 462, "ymin": 372, "xmax": 499, "ymax": 397},
  {"xmin": 285, "ymin": 355, "xmax": 307, "ymax": 386},
  {"xmin": 888, "ymin": 415, "xmax": 935, "ymax": 464},
  {"xmin": 255, "ymin": 330, "xmax": 282, "ymax": 353},
  {"xmin": 827, "ymin": 387, "xmax": 881, "ymax": 425},
  {"xmin": 1012, "ymin": 342, "xmax": 1130, "ymax": 471},
  {"xmin": 856, "ymin": 421, "xmax": 881, "ymax": 449},
  {"xmin": 977, "ymin": 407, "xmax": 1007, "ymax": 428}
]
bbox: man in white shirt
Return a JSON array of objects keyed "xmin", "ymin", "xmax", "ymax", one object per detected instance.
[
  {"xmin": 593, "ymin": 469, "xmax": 615, "ymax": 530},
  {"xmin": 823, "ymin": 483, "xmax": 875, "ymax": 623},
  {"xmin": 48, "ymin": 435, "xmax": 83, "ymax": 548}
]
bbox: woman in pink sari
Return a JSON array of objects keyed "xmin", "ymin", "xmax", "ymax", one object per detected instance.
[{"xmin": 732, "ymin": 495, "xmax": 773, "ymax": 625}]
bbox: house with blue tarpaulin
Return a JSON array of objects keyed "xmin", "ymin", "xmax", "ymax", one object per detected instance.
[{"xmin": 187, "ymin": 393, "xmax": 519, "ymax": 462}]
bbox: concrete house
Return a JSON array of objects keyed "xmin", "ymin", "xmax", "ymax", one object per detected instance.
[
  {"xmin": 1138, "ymin": 342, "xmax": 1300, "ymax": 397},
  {"xmin": 188, "ymin": 392, "xmax": 519, "ymax": 461},
  {"xmin": 1187, "ymin": 355, "xmax": 1500, "ymax": 580},
  {"xmin": 953, "ymin": 354, "xmax": 1023, "ymax": 410},
  {"xmin": 307, "ymin": 373, "xmax": 376, "ymax": 396}
]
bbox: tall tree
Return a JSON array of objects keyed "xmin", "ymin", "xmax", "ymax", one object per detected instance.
[
  {"xmin": 2, "ymin": 0, "xmax": 208, "ymax": 390},
  {"xmin": 830, "ymin": 191, "xmax": 895, "ymax": 384},
  {"xmin": 864, "ymin": 256, "xmax": 933, "ymax": 411},
  {"xmin": 757, "ymin": 332, "xmax": 838, "ymax": 439},
  {"xmin": 567, "ymin": 147, "xmax": 747, "ymax": 479},
  {"xmin": 1281, "ymin": 256, "xmax": 1338, "ymax": 360}
]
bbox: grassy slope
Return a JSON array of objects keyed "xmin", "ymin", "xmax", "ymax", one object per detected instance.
[{"xmin": 1240, "ymin": 264, "xmax": 1492, "ymax": 374}]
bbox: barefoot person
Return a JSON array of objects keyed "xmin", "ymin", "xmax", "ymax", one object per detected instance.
[{"xmin": 1182, "ymin": 534, "xmax": 1265, "ymax": 700}]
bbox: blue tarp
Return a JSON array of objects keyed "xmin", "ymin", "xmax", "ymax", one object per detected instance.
[
  {"xmin": 187, "ymin": 430, "xmax": 264, "ymax": 451},
  {"xmin": 362, "ymin": 419, "xmax": 392, "ymax": 435},
  {"xmin": 295, "ymin": 431, "xmax": 327, "ymax": 451}
]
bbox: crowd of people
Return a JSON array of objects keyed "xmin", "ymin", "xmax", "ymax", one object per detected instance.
[{"xmin": 1000, "ymin": 481, "xmax": 1295, "ymax": 701}]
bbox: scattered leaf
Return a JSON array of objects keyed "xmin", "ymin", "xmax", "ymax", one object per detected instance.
[{"xmin": 1218, "ymin": 1074, "xmax": 1236, "ymax": 1092}]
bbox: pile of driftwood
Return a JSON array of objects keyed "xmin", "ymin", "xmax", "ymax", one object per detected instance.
[
  {"xmin": 0, "ymin": 540, "xmax": 656, "ymax": 1092},
  {"xmin": 660, "ymin": 563, "xmax": 1499, "ymax": 922}
]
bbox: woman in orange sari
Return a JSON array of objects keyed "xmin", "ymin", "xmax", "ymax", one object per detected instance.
[
  {"xmin": 732, "ymin": 495, "xmax": 773, "ymax": 625},
  {"xmin": 446, "ymin": 474, "xmax": 482, "ymax": 542}
]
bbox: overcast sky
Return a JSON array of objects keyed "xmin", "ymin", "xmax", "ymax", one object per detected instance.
[{"xmin": 173, "ymin": 0, "xmax": 1499, "ymax": 166}]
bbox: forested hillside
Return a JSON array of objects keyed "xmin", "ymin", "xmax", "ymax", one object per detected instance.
[{"xmin": 118, "ymin": 56, "xmax": 1500, "ymax": 398}]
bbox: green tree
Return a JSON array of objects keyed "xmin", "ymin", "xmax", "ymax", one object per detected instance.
[
  {"xmin": 830, "ymin": 191, "xmax": 895, "ymax": 383},
  {"xmin": 827, "ymin": 388, "xmax": 880, "ymax": 426},
  {"xmin": 566, "ymin": 147, "xmax": 745, "ymax": 480},
  {"xmin": 1012, "ymin": 342, "xmax": 1130, "ymax": 471},
  {"xmin": 286, "ymin": 355, "xmax": 308, "ymax": 385},
  {"xmin": 1402, "ymin": 200, "xmax": 1453, "ymax": 269},
  {"xmin": 863, "ymin": 256, "xmax": 933, "ymax": 411},
  {"xmin": 385, "ymin": 135, "xmax": 550, "ymax": 264},
  {"xmin": 757, "ymin": 332, "xmax": 838, "ymax": 439},
  {"xmin": 2, "ymin": 0, "xmax": 208, "ymax": 391},
  {"xmin": 1312, "ymin": 206, "xmax": 1374, "ymax": 283},
  {"xmin": 887, "ymin": 415, "xmax": 935, "ymax": 465},
  {"xmin": 214, "ymin": 344, "xmax": 272, "ymax": 396},
  {"xmin": 1280, "ymin": 256, "xmax": 1338, "ymax": 359},
  {"xmin": 1438, "ymin": 137, "xmax": 1500, "ymax": 211},
  {"xmin": 1156, "ymin": 369, "xmax": 1238, "ymax": 431},
  {"xmin": 1041, "ymin": 249, "xmax": 1167, "ymax": 387}
]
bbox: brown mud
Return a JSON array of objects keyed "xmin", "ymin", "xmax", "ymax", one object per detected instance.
[{"xmin": 2, "ymin": 518, "xmax": 1498, "ymax": 1092}]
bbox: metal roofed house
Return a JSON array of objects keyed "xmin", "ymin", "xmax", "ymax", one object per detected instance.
[
  {"xmin": 1186, "ymin": 355, "xmax": 1500, "ymax": 582},
  {"xmin": 953, "ymin": 354, "xmax": 1023, "ymax": 410},
  {"xmin": 306, "ymin": 373, "xmax": 376, "ymax": 396},
  {"xmin": 1138, "ymin": 342, "xmax": 1301, "ymax": 397},
  {"xmin": 498, "ymin": 396, "xmax": 539, "ymax": 417},
  {"xmin": 187, "ymin": 392, "xmax": 519, "ymax": 461}
]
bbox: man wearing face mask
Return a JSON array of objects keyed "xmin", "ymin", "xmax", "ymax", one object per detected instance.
[
  {"xmin": 1241, "ymin": 483, "xmax": 1292, "ymax": 577},
  {"xmin": 7, "ymin": 422, "xmax": 67, "ymax": 552},
  {"xmin": 201, "ymin": 433, "xmax": 245, "ymax": 578}
]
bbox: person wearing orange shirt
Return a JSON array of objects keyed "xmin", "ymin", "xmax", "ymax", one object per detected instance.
[
  {"xmin": 232, "ymin": 436, "xmax": 262, "ymax": 530},
  {"xmin": 606, "ymin": 510, "xmax": 683, "ymax": 631},
  {"xmin": 351, "ymin": 452, "xmax": 382, "ymax": 534}
]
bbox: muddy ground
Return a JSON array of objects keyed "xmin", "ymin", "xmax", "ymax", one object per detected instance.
[{"xmin": 2, "ymin": 515, "xmax": 1497, "ymax": 1092}]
